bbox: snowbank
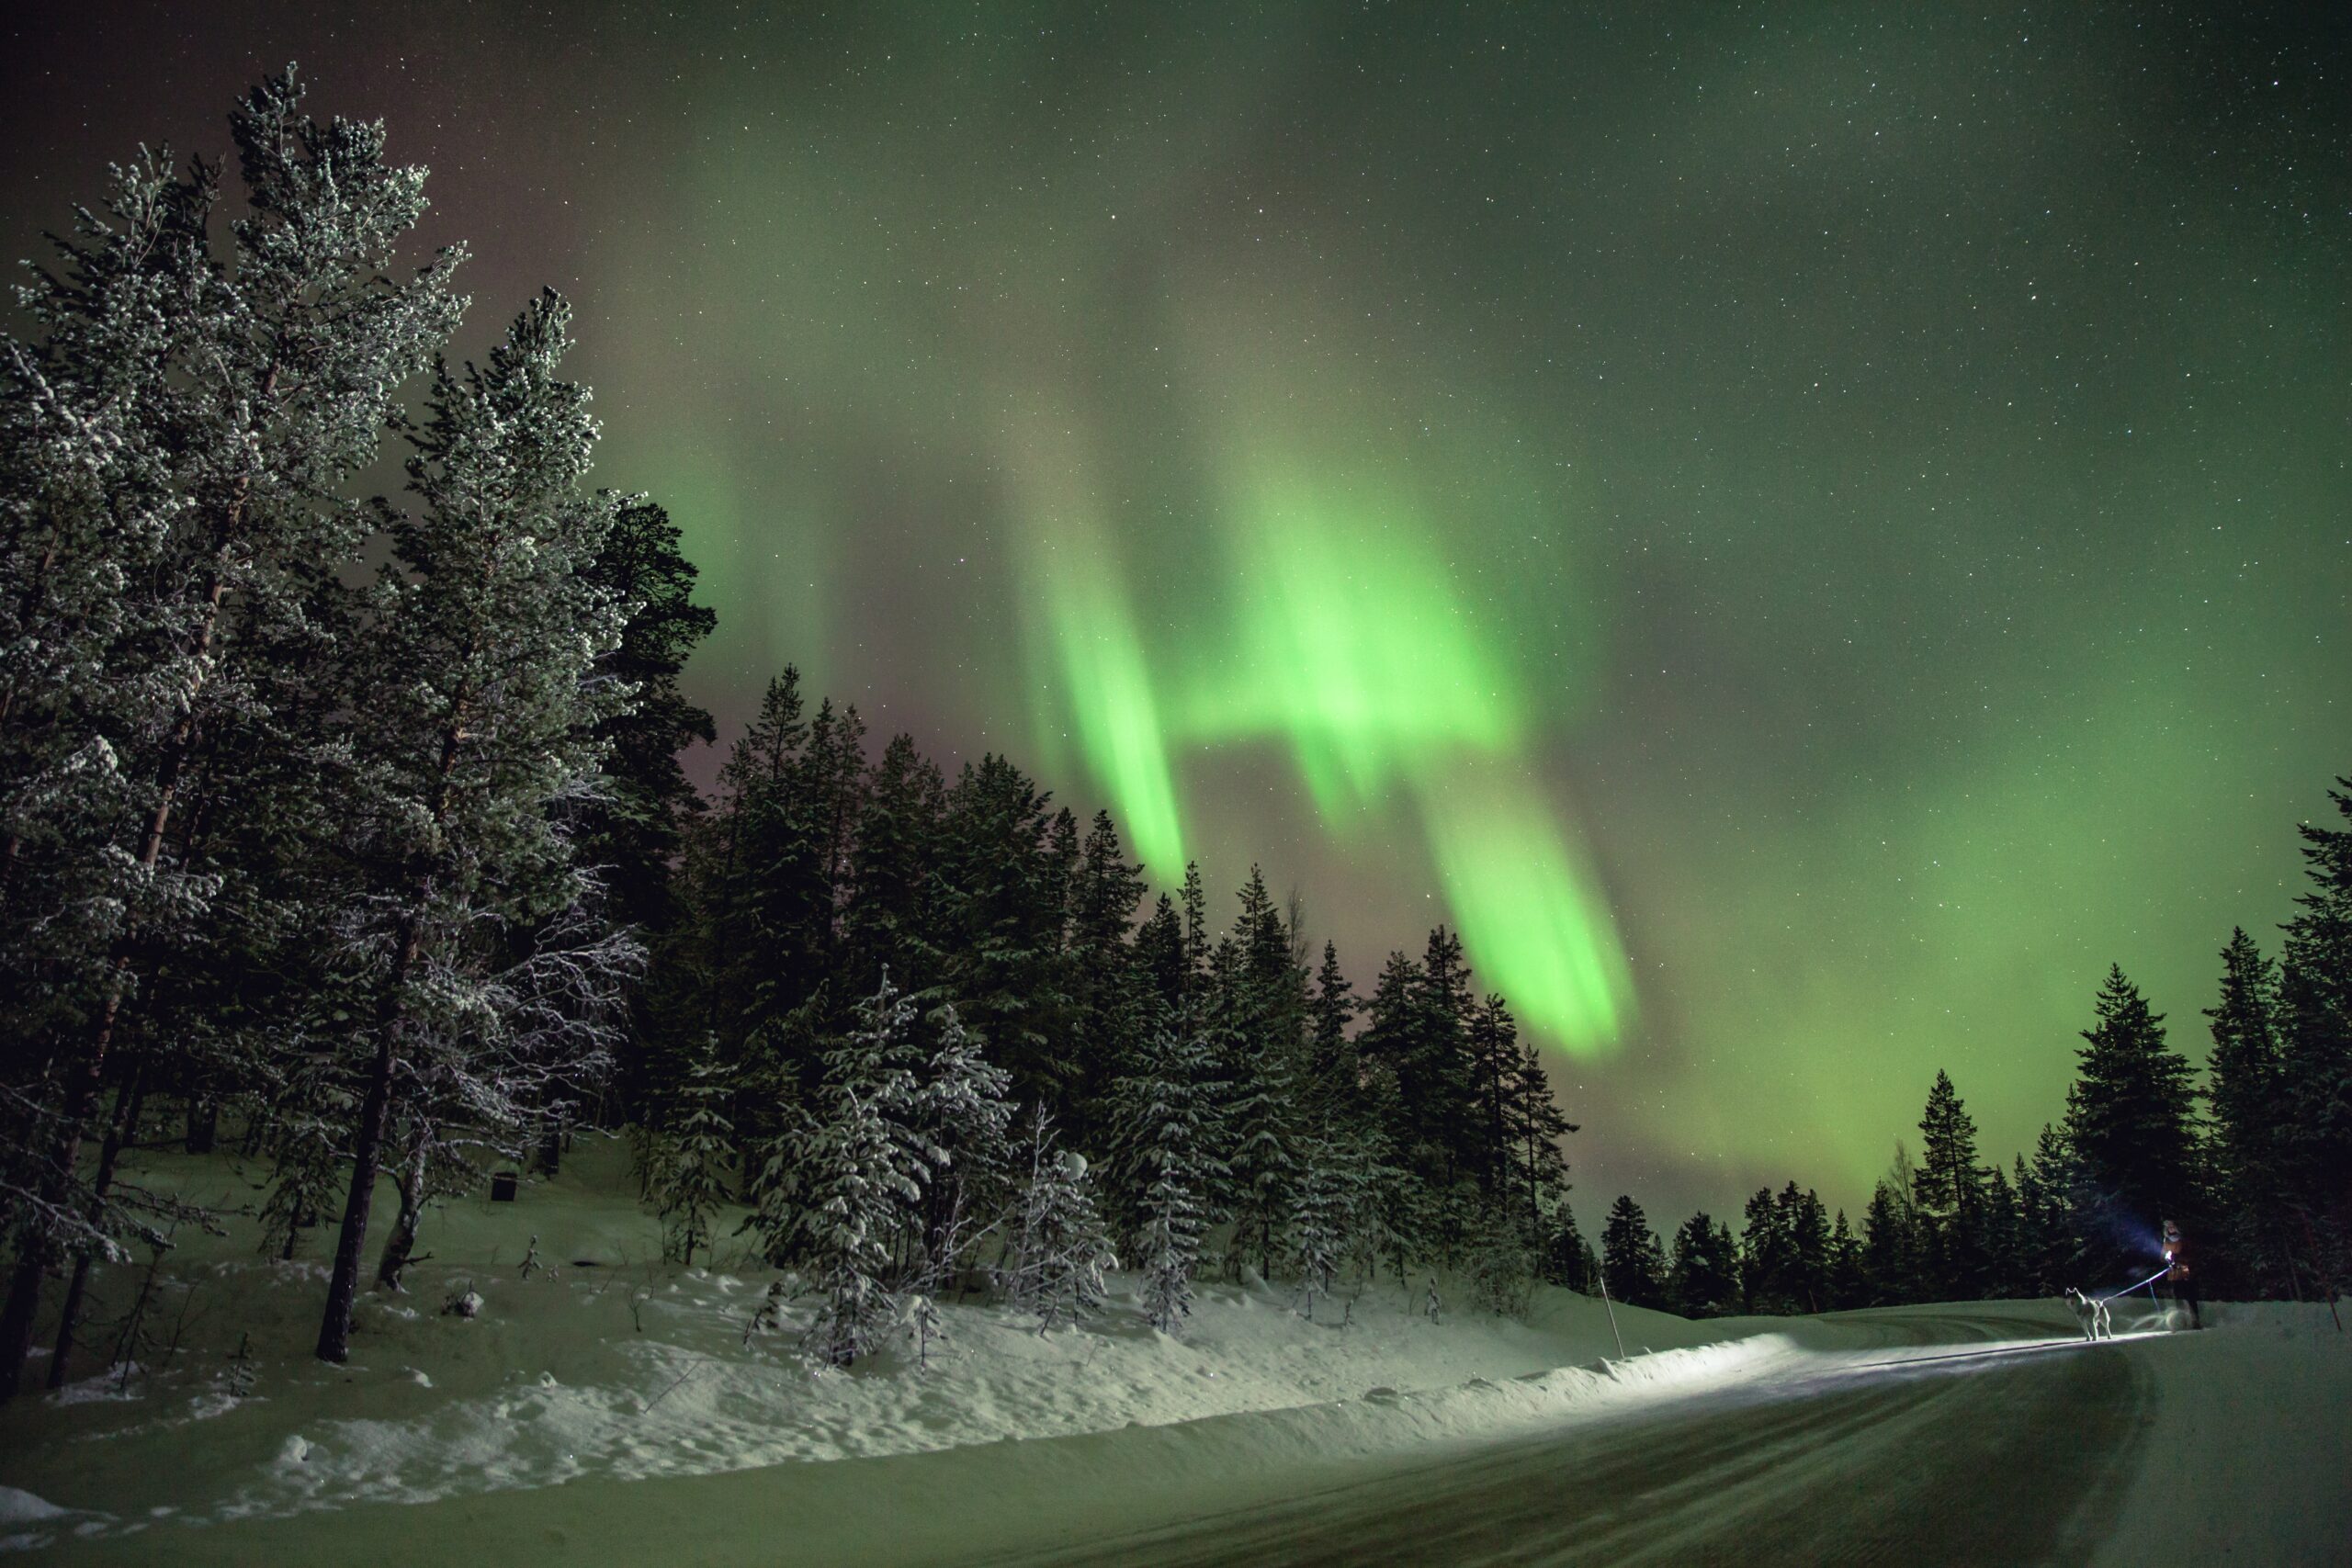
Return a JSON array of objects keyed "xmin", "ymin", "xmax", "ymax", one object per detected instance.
[
  {"xmin": 10, "ymin": 1143, "xmax": 2340, "ymax": 1565},
  {"xmin": 2091, "ymin": 1301, "xmax": 2352, "ymax": 1568},
  {"xmin": 0, "ymin": 1139, "xmax": 1723, "ymax": 1551}
]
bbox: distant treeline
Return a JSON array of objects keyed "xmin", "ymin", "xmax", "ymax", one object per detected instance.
[{"xmin": 1595, "ymin": 845, "xmax": 2352, "ymax": 1316}]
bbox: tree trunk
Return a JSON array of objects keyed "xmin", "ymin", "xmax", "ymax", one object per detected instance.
[
  {"xmin": 184, "ymin": 1095, "xmax": 218, "ymax": 1156},
  {"xmin": 315, "ymin": 1014, "xmax": 401, "ymax": 1362},
  {"xmin": 318, "ymin": 908, "xmax": 429, "ymax": 1360},
  {"xmin": 320, "ymin": 642, "xmax": 472, "ymax": 1362},
  {"xmin": 48, "ymin": 1063, "xmax": 148, "ymax": 1389},
  {"xmin": 0, "ymin": 1044, "xmax": 110, "ymax": 1400},
  {"xmin": 374, "ymin": 1127, "xmax": 431, "ymax": 1293},
  {"xmin": 0, "ymin": 1252, "xmax": 44, "ymax": 1400}
]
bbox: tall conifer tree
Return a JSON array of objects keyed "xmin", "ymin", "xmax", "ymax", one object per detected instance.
[{"xmin": 2063, "ymin": 966, "xmax": 2202, "ymax": 1280}]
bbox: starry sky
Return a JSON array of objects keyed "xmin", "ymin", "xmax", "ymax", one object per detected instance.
[{"xmin": 6, "ymin": 2, "xmax": 2346, "ymax": 1227}]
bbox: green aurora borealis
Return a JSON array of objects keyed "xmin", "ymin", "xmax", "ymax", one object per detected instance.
[{"xmin": 5, "ymin": 2, "xmax": 2346, "ymax": 1221}]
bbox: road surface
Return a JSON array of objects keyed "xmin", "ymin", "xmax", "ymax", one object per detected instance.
[{"xmin": 988, "ymin": 1306, "xmax": 2154, "ymax": 1567}]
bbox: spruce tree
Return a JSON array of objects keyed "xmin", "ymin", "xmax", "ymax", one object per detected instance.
[
  {"xmin": 1109, "ymin": 1009, "xmax": 1229, "ymax": 1334},
  {"xmin": 1304, "ymin": 941, "xmax": 1359, "ymax": 1111},
  {"xmin": 2204, "ymin": 928, "xmax": 2290, "ymax": 1293},
  {"xmin": 842, "ymin": 734, "xmax": 946, "ymax": 1002},
  {"xmin": 933, "ymin": 755, "xmax": 1071, "ymax": 1121},
  {"xmin": 1134, "ymin": 892, "xmax": 1185, "ymax": 1017},
  {"xmin": 1543, "ymin": 1201, "xmax": 1598, "ymax": 1292},
  {"xmin": 1064, "ymin": 811, "xmax": 1148, "ymax": 1138},
  {"xmin": 2023, "ymin": 1123, "xmax": 2081, "ymax": 1289},
  {"xmin": 1982, "ymin": 1163, "xmax": 2022, "ymax": 1298},
  {"xmin": 2063, "ymin": 966, "xmax": 2202, "ymax": 1280},
  {"xmin": 1860, "ymin": 1177, "xmax": 1919, "ymax": 1305},
  {"xmin": 1222, "ymin": 869, "xmax": 1306, "ymax": 1278},
  {"xmin": 1669, "ymin": 1212, "xmax": 1739, "ymax": 1317},
  {"xmin": 914, "ymin": 1002, "xmax": 1013, "ymax": 1283},
  {"xmin": 2276, "ymin": 779, "xmax": 2352, "ymax": 1294},
  {"xmin": 1501, "ymin": 1029, "xmax": 1576, "ymax": 1242},
  {"xmin": 1826, "ymin": 1210, "xmax": 1868, "ymax": 1309},
  {"xmin": 575, "ymin": 497, "xmax": 716, "ymax": 938},
  {"xmin": 1289, "ymin": 1126, "xmax": 1375, "ymax": 1318},
  {"xmin": 1600, "ymin": 1194, "xmax": 1668, "ymax": 1310},
  {"xmin": 1913, "ymin": 1070, "xmax": 1990, "ymax": 1298},
  {"xmin": 1412, "ymin": 928, "xmax": 1480, "ymax": 1190},
  {"xmin": 1740, "ymin": 1187, "xmax": 1792, "ymax": 1312},
  {"xmin": 1779, "ymin": 1183, "xmax": 1833, "ymax": 1313},
  {"xmin": 656, "ymin": 1036, "xmax": 737, "ymax": 1267},
  {"xmin": 795, "ymin": 1082, "xmax": 922, "ymax": 1364},
  {"xmin": 998, "ymin": 1109, "xmax": 1117, "ymax": 1331},
  {"xmin": 745, "ymin": 976, "xmax": 936, "ymax": 1362},
  {"xmin": 1464, "ymin": 993, "xmax": 1517, "ymax": 1192},
  {"xmin": 312, "ymin": 292, "xmax": 634, "ymax": 1363}
]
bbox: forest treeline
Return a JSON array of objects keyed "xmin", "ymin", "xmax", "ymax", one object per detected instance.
[
  {"xmin": 1593, "ymin": 892, "xmax": 2352, "ymax": 1320},
  {"xmin": 1, "ymin": 74, "xmax": 2346, "ymax": 1398},
  {"xmin": 0, "ymin": 72, "xmax": 1583, "ymax": 1386}
]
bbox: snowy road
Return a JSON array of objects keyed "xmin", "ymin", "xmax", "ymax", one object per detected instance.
[
  {"xmin": 989, "ymin": 1308, "xmax": 2154, "ymax": 1568},
  {"xmin": 33, "ymin": 1300, "xmax": 2350, "ymax": 1567}
]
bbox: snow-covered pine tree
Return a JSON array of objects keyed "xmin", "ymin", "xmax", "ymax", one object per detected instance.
[
  {"xmin": 656, "ymin": 1036, "xmax": 738, "ymax": 1267},
  {"xmin": 0, "ymin": 155, "xmax": 195, "ymax": 1264},
  {"xmin": 997, "ymin": 1108, "xmax": 1116, "ymax": 1332},
  {"xmin": 795, "ymin": 1082, "xmax": 920, "ymax": 1365},
  {"xmin": 1303, "ymin": 942, "xmax": 1359, "ymax": 1115},
  {"xmin": 745, "ymin": 974, "xmax": 934, "ymax": 1363},
  {"xmin": 1501, "ymin": 1030, "xmax": 1576, "ymax": 1244},
  {"xmin": 1287, "ymin": 1142, "xmax": 1346, "ymax": 1316},
  {"xmin": 1063, "ymin": 810, "xmax": 1148, "ymax": 1142},
  {"xmin": 915, "ymin": 1003, "xmax": 1012, "ymax": 1285},
  {"xmin": 1464, "ymin": 1201, "xmax": 1538, "ymax": 1317},
  {"xmin": 0, "ymin": 67, "xmax": 466, "ymax": 1393},
  {"xmin": 1109, "ymin": 1011, "xmax": 1229, "ymax": 1335},
  {"xmin": 258, "ymin": 1063, "xmax": 345, "ymax": 1263},
  {"xmin": 311, "ymin": 291, "xmax": 634, "ymax": 1364},
  {"xmin": 1223, "ymin": 1017, "xmax": 1300, "ymax": 1281},
  {"xmin": 745, "ymin": 969, "xmax": 927, "ymax": 1267},
  {"xmin": 1222, "ymin": 868, "xmax": 1306, "ymax": 1281},
  {"xmin": 1288, "ymin": 1126, "xmax": 1375, "ymax": 1319}
]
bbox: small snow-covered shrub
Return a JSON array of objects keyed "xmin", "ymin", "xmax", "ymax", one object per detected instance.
[{"xmin": 997, "ymin": 1111, "xmax": 1116, "ymax": 1332}]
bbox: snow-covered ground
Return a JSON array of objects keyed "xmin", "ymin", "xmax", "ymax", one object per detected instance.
[
  {"xmin": 0, "ymin": 1135, "xmax": 1726, "ymax": 1550},
  {"xmin": 3, "ymin": 1139, "xmax": 2345, "ymax": 1565}
]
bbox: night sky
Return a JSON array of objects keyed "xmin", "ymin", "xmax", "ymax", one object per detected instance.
[{"xmin": 6, "ymin": 3, "xmax": 2346, "ymax": 1226}]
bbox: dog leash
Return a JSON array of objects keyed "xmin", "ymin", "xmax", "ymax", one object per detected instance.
[{"xmin": 2095, "ymin": 1265, "xmax": 2170, "ymax": 1304}]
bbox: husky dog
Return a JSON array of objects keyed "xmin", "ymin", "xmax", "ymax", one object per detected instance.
[{"xmin": 2064, "ymin": 1286, "xmax": 2112, "ymax": 1342}]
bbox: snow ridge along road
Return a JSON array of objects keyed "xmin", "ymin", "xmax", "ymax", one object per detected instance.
[
  {"xmin": 26, "ymin": 1300, "xmax": 2350, "ymax": 1567},
  {"xmin": 989, "ymin": 1308, "xmax": 2154, "ymax": 1567}
]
